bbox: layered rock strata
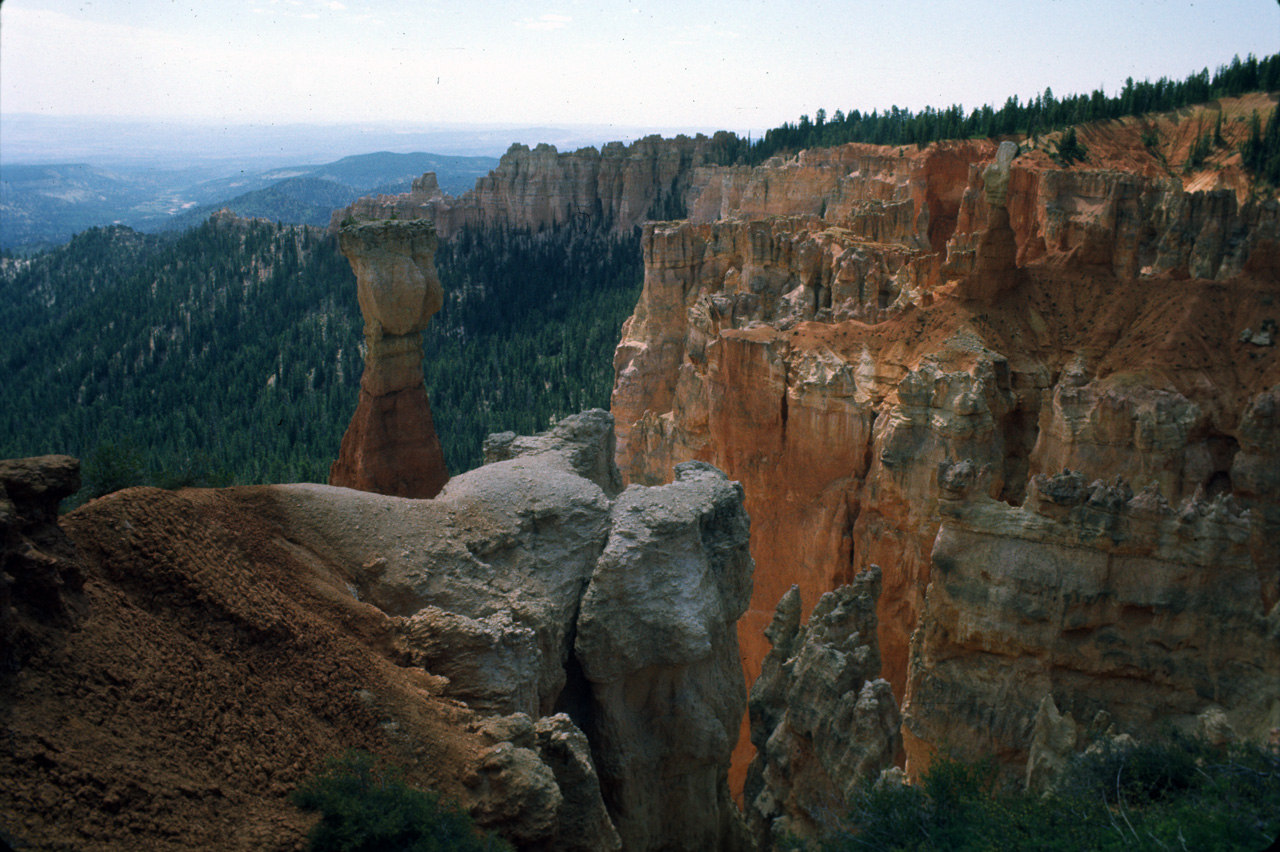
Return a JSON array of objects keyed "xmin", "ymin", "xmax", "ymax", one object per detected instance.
[
  {"xmin": 904, "ymin": 463, "xmax": 1280, "ymax": 771},
  {"xmin": 745, "ymin": 567, "xmax": 900, "ymax": 847},
  {"xmin": 680, "ymin": 96, "xmax": 1280, "ymax": 281},
  {"xmin": 611, "ymin": 102, "xmax": 1280, "ymax": 782},
  {"xmin": 332, "ymin": 134, "xmax": 736, "ymax": 237},
  {"xmin": 329, "ymin": 219, "xmax": 450, "ymax": 499},
  {"xmin": 322, "ymin": 97, "xmax": 1280, "ymax": 786}
]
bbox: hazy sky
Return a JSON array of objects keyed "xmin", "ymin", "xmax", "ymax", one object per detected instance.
[{"xmin": 2, "ymin": 0, "xmax": 1277, "ymax": 135}]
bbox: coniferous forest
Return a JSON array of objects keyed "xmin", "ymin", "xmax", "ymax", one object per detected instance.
[
  {"xmin": 4, "ymin": 49, "xmax": 1278, "ymax": 507},
  {"xmin": 0, "ymin": 214, "xmax": 642, "ymax": 504},
  {"xmin": 714, "ymin": 53, "xmax": 1280, "ymax": 170}
]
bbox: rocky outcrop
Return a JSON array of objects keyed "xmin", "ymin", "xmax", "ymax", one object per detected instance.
[
  {"xmin": 468, "ymin": 712, "xmax": 621, "ymax": 851},
  {"xmin": 333, "ymin": 134, "xmax": 737, "ymax": 237},
  {"xmin": 4, "ymin": 477, "xmax": 498, "ymax": 851},
  {"xmin": 329, "ymin": 219, "xmax": 450, "ymax": 499},
  {"xmin": 954, "ymin": 141, "xmax": 1023, "ymax": 302},
  {"xmin": 282, "ymin": 410, "xmax": 752, "ymax": 850},
  {"xmin": 2, "ymin": 411, "xmax": 754, "ymax": 851},
  {"xmin": 744, "ymin": 567, "xmax": 900, "ymax": 848},
  {"xmin": 903, "ymin": 464, "xmax": 1280, "ymax": 773},
  {"xmin": 576, "ymin": 460, "xmax": 753, "ymax": 852},
  {"xmin": 682, "ymin": 98, "xmax": 1280, "ymax": 281},
  {"xmin": 0, "ymin": 455, "xmax": 85, "ymax": 673}
]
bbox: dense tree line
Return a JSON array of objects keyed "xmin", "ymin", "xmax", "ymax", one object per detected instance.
[
  {"xmin": 727, "ymin": 53, "xmax": 1280, "ymax": 165},
  {"xmin": 1240, "ymin": 103, "xmax": 1280, "ymax": 183},
  {"xmin": 427, "ymin": 221, "xmax": 643, "ymax": 471},
  {"xmin": 0, "ymin": 218, "xmax": 362, "ymax": 494},
  {"xmin": 0, "ymin": 214, "xmax": 642, "ymax": 503}
]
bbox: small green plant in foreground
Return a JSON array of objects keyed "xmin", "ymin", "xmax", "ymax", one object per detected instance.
[
  {"xmin": 290, "ymin": 750, "xmax": 511, "ymax": 852},
  {"xmin": 823, "ymin": 734, "xmax": 1280, "ymax": 852}
]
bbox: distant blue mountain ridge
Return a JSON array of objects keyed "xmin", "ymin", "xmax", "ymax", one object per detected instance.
[{"xmin": 0, "ymin": 150, "xmax": 499, "ymax": 251}]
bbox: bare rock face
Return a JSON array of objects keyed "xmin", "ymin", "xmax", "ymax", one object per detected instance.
[
  {"xmin": 575, "ymin": 460, "xmax": 754, "ymax": 852},
  {"xmin": 329, "ymin": 219, "xmax": 450, "ymax": 498},
  {"xmin": 955, "ymin": 141, "xmax": 1023, "ymax": 302},
  {"xmin": 0, "ymin": 455, "xmax": 85, "ymax": 672},
  {"xmin": 302, "ymin": 411, "xmax": 619, "ymax": 720},
  {"xmin": 1024, "ymin": 694, "xmax": 1080, "ymax": 793},
  {"xmin": 333, "ymin": 135, "xmax": 733, "ymax": 237},
  {"xmin": 744, "ymin": 567, "xmax": 901, "ymax": 848},
  {"xmin": 0, "ymin": 421, "xmax": 748, "ymax": 851},
  {"xmin": 278, "ymin": 411, "xmax": 753, "ymax": 850},
  {"xmin": 529, "ymin": 714, "xmax": 623, "ymax": 852},
  {"xmin": 902, "ymin": 463, "xmax": 1280, "ymax": 772},
  {"xmin": 611, "ymin": 108, "xmax": 1280, "ymax": 789},
  {"xmin": 468, "ymin": 711, "xmax": 622, "ymax": 851}
]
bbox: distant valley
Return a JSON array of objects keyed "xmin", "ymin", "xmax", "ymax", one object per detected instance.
[{"xmin": 0, "ymin": 151, "xmax": 499, "ymax": 250}]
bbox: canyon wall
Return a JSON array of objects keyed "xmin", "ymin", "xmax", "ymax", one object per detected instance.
[
  {"xmin": 611, "ymin": 96, "xmax": 1280, "ymax": 783},
  {"xmin": 904, "ymin": 462, "xmax": 1280, "ymax": 772},
  {"xmin": 332, "ymin": 134, "xmax": 737, "ymax": 237}
]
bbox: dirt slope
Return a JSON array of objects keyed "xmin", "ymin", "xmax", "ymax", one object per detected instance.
[{"xmin": 2, "ymin": 485, "xmax": 483, "ymax": 852}]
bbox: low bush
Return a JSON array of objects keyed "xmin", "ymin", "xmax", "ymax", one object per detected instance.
[
  {"xmin": 822, "ymin": 734, "xmax": 1280, "ymax": 852},
  {"xmin": 290, "ymin": 750, "xmax": 511, "ymax": 852}
]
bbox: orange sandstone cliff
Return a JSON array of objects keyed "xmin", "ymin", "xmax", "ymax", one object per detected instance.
[
  {"xmin": 326, "ymin": 96, "xmax": 1280, "ymax": 789},
  {"xmin": 610, "ymin": 95, "xmax": 1280, "ymax": 785}
]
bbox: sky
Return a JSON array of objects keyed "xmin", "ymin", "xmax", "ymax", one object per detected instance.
[{"xmin": 2, "ymin": 0, "xmax": 1278, "ymax": 138}]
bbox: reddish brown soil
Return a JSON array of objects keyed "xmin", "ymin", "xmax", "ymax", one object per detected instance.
[
  {"xmin": 1, "ymin": 486, "xmax": 483, "ymax": 852},
  {"xmin": 1018, "ymin": 92, "xmax": 1278, "ymax": 201}
]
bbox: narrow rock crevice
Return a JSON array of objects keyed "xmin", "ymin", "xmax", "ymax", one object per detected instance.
[
  {"xmin": 1203, "ymin": 432, "xmax": 1240, "ymax": 498},
  {"xmin": 998, "ymin": 405, "xmax": 1040, "ymax": 506}
]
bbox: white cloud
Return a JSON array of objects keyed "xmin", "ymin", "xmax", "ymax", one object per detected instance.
[
  {"xmin": 327, "ymin": 2, "xmax": 346, "ymax": 9},
  {"xmin": 522, "ymin": 13, "xmax": 571, "ymax": 30}
]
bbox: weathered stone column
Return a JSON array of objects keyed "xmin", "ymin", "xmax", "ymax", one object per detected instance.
[
  {"xmin": 956, "ymin": 140, "xmax": 1023, "ymax": 302},
  {"xmin": 329, "ymin": 220, "xmax": 450, "ymax": 498}
]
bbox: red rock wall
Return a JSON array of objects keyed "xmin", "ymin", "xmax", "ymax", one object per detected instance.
[{"xmin": 611, "ymin": 115, "xmax": 1280, "ymax": 785}]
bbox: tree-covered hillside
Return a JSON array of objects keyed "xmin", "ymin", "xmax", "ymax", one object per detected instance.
[
  {"xmin": 158, "ymin": 177, "xmax": 363, "ymax": 232},
  {"xmin": 0, "ymin": 213, "xmax": 641, "ymax": 502},
  {"xmin": 720, "ymin": 52, "xmax": 1280, "ymax": 166}
]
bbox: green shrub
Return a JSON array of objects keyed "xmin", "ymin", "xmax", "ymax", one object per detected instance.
[
  {"xmin": 1053, "ymin": 127, "xmax": 1088, "ymax": 166},
  {"xmin": 79, "ymin": 439, "xmax": 148, "ymax": 500},
  {"xmin": 824, "ymin": 735, "xmax": 1280, "ymax": 852},
  {"xmin": 290, "ymin": 750, "xmax": 512, "ymax": 852}
]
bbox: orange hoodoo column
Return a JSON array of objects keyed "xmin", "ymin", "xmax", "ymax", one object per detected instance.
[{"xmin": 329, "ymin": 219, "xmax": 450, "ymax": 498}]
